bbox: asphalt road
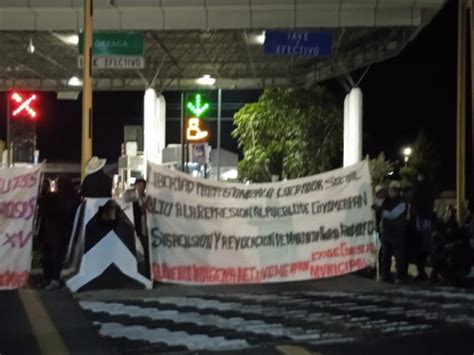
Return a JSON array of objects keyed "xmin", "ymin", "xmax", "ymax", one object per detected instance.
[
  {"xmin": 2, "ymin": 275, "xmax": 474, "ymax": 355},
  {"xmin": 76, "ymin": 276, "xmax": 474, "ymax": 355}
]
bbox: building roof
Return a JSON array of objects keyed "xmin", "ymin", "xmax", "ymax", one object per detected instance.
[{"xmin": 0, "ymin": 0, "xmax": 447, "ymax": 91}]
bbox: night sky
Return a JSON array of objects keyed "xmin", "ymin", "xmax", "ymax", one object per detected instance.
[
  {"xmin": 0, "ymin": 1, "xmax": 460, "ymax": 189},
  {"xmin": 360, "ymin": 0, "xmax": 458, "ymax": 190}
]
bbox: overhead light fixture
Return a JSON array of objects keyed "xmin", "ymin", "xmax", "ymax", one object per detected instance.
[
  {"xmin": 196, "ymin": 74, "xmax": 216, "ymax": 86},
  {"xmin": 68, "ymin": 76, "xmax": 82, "ymax": 87},
  {"xmin": 402, "ymin": 146, "xmax": 413, "ymax": 164},
  {"xmin": 27, "ymin": 37, "xmax": 35, "ymax": 54},
  {"xmin": 255, "ymin": 31, "xmax": 266, "ymax": 45},
  {"xmin": 52, "ymin": 32, "xmax": 79, "ymax": 46},
  {"xmin": 65, "ymin": 34, "xmax": 79, "ymax": 45},
  {"xmin": 57, "ymin": 91, "xmax": 80, "ymax": 100}
]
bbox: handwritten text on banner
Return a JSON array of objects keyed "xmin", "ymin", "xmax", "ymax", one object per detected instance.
[
  {"xmin": 147, "ymin": 161, "xmax": 376, "ymax": 284},
  {"xmin": 0, "ymin": 166, "xmax": 41, "ymax": 289}
]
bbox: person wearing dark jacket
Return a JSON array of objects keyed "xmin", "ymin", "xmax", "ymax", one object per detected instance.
[
  {"xmin": 79, "ymin": 156, "xmax": 112, "ymax": 198},
  {"xmin": 133, "ymin": 178, "xmax": 151, "ymax": 278},
  {"xmin": 39, "ymin": 176, "xmax": 80, "ymax": 289},
  {"xmin": 381, "ymin": 180, "xmax": 410, "ymax": 283},
  {"xmin": 372, "ymin": 185, "xmax": 387, "ymax": 276},
  {"xmin": 403, "ymin": 186, "xmax": 418, "ymax": 269},
  {"xmin": 412, "ymin": 173, "xmax": 435, "ymax": 280}
]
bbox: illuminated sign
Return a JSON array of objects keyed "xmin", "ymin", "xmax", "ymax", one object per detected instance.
[
  {"xmin": 186, "ymin": 118, "xmax": 208, "ymax": 141},
  {"xmin": 186, "ymin": 94, "xmax": 209, "ymax": 141},
  {"xmin": 10, "ymin": 91, "xmax": 38, "ymax": 120},
  {"xmin": 7, "ymin": 90, "xmax": 39, "ymax": 164},
  {"xmin": 186, "ymin": 94, "xmax": 209, "ymax": 118}
]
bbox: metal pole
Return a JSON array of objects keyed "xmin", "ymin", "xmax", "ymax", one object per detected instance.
[
  {"xmin": 6, "ymin": 92, "xmax": 11, "ymax": 166},
  {"xmin": 457, "ymin": 0, "xmax": 467, "ymax": 223},
  {"xmin": 217, "ymin": 89, "xmax": 222, "ymax": 180},
  {"xmin": 180, "ymin": 92, "xmax": 185, "ymax": 172},
  {"xmin": 81, "ymin": 0, "xmax": 93, "ymax": 180},
  {"xmin": 470, "ymin": 0, "xmax": 474, "ymax": 203}
]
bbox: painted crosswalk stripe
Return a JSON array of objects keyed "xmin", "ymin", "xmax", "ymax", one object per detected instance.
[{"xmin": 99, "ymin": 322, "xmax": 250, "ymax": 351}]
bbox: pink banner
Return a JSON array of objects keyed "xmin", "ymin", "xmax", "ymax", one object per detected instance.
[{"xmin": 0, "ymin": 166, "xmax": 41, "ymax": 290}]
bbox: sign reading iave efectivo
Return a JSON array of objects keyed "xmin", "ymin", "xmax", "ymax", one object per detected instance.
[
  {"xmin": 264, "ymin": 31, "xmax": 332, "ymax": 57},
  {"xmin": 78, "ymin": 31, "xmax": 145, "ymax": 69}
]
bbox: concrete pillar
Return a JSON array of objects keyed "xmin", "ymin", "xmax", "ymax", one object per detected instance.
[
  {"xmin": 156, "ymin": 94, "xmax": 166, "ymax": 165},
  {"xmin": 343, "ymin": 87, "xmax": 363, "ymax": 167},
  {"xmin": 343, "ymin": 94, "xmax": 350, "ymax": 167},
  {"xmin": 144, "ymin": 89, "xmax": 166, "ymax": 176}
]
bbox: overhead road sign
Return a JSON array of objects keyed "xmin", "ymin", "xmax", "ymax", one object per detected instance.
[
  {"xmin": 78, "ymin": 56, "xmax": 145, "ymax": 70},
  {"xmin": 264, "ymin": 31, "xmax": 332, "ymax": 57},
  {"xmin": 78, "ymin": 32, "xmax": 144, "ymax": 56},
  {"xmin": 78, "ymin": 31, "xmax": 145, "ymax": 70}
]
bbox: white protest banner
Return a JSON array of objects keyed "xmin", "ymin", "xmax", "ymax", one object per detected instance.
[
  {"xmin": 0, "ymin": 166, "xmax": 41, "ymax": 289},
  {"xmin": 147, "ymin": 161, "xmax": 376, "ymax": 285}
]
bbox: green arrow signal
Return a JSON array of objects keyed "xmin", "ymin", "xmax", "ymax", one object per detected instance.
[{"xmin": 187, "ymin": 94, "xmax": 209, "ymax": 118}]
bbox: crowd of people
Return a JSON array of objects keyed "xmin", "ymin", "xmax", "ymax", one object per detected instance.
[
  {"xmin": 34, "ymin": 156, "xmax": 473, "ymax": 289},
  {"xmin": 373, "ymin": 173, "xmax": 473, "ymax": 285},
  {"xmin": 36, "ymin": 156, "xmax": 150, "ymax": 289}
]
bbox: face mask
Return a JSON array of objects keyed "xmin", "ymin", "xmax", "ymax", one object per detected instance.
[{"xmin": 375, "ymin": 198, "xmax": 384, "ymax": 207}]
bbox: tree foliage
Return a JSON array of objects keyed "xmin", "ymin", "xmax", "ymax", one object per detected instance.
[
  {"xmin": 399, "ymin": 131, "xmax": 438, "ymax": 188},
  {"xmin": 369, "ymin": 152, "xmax": 394, "ymax": 187},
  {"xmin": 232, "ymin": 87, "xmax": 342, "ymax": 182}
]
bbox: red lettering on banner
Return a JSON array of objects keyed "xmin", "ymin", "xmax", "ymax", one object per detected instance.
[
  {"xmin": 0, "ymin": 271, "xmax": 29, "ymax": 288},
  {"xmin": 2, "ymin": 231, "xmax": 32, "ymax": 249},
  {"xmin": 310, "ymin": 258, "xmax": 367, "ymax": 278},
  {"xmin": 311, "ymin": 242, "xmax": 375, "ymax": 261},
  {"xmin": 153, "ymin": 260, "xmax": 313, "ymax": 284},
  {"xmin": 0, "ymin": 172, "xmax": 38, "ymax": 195},
  {"xmin": 0, "ymin": 197, "xmax": 37, "ymax": 220},
  {"xmin": 153, "ymin": 253, "xmax": 371, "ymax": 283}
]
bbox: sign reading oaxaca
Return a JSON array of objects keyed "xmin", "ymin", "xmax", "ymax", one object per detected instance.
[
  {"xmin": 78, "ymin": 31, "xmax": 145, "ymax": 69},
  {"xmin": 0, "ymin": 165, "xmax": 41, "ymax": 289},
  {"xmin": 78, "ymin": 31, "xmax": 144, "ymax": 56},
  {"xmin": 146, "ymin": 161, "xmax": 376, "ymax": 285}
]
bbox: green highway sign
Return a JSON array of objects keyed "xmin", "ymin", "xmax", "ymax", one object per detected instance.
[{"xmin": 78, "ymin": 31, "xmax": 144, "ymax": 56}]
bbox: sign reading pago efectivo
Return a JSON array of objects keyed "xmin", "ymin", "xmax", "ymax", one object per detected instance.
[
  {"xmin": 78, "ymin": 31, "xmax": 145, "ymax": 69},
  {"xmin": 77, "ymin": 56, "xmax": 145, "ymax": 70}
]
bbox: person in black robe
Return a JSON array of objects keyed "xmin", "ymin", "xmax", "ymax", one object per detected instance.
[{"xmin": 79, "ymin": 156, "xmax": 112, "ymax": 198}]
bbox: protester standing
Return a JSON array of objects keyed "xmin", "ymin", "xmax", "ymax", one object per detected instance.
[
  {"xmin": 80, "ymin": 156, "xmax": 113, "ymax": 198},
  {"xmin": 412, "ymin": 173, "xmax": 435, "ymax": 280},
  {"xmin": 374, "ymin": 185, "xmax": 387, "ymax": 226},
  {"xmin": 133, "ymin": 178, "xmax": 151, "ymax": 278},
  {"xmin": 39, "ymin": 176, "xmax": 80, "ymax": 289},
  {"xmin": 402, "ymin": 186, "xmax": 417, "ymax": 273},
  {"xmin": 373, "ymin": 185, "xmax": 387, "ymax": 278},
  {"xmin": 429, "ymin": 219, "xmax": 448, "ymax": 284},
  {"xmin": 381, "ymin": 180, "xmax": 409, "ymax": 283}
]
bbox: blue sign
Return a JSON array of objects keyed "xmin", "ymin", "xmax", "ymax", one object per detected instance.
[{"xmin": 264, "ymin": 31, "xmax": 332, "ymax": 57}]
